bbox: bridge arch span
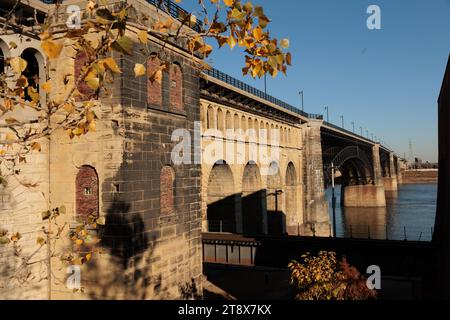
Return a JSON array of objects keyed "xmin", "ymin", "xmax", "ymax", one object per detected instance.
[
  {"xmin": 242, "ymin": 161, "xmax": 266, "ymax": 235},
  {"xmin": 206, "ymin": 160, "xmax": 238, "ymax": 233}
]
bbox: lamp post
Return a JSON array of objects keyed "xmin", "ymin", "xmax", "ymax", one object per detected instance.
[
  {"xmin": 299, "ymin": 90, "xmax": 304, "ymax": 112},
  {"xmin": 324, "ymin": 106, "xmax": 329, "ymax": 122},
  {"xmin": 340, "ymin": 115, "xmax": 344, "ymax": 128},
  {"xmin": 351, "ymin": 121, "xmax": 355, "ymax": 133},
  {"xmin": 360, "ymin": 126, "xmax": 363, "ymax": 136}
]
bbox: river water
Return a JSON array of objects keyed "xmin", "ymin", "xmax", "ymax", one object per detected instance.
[{"xmin": 325, "ymin": 183, "xmax": 437, "ymax": 241}]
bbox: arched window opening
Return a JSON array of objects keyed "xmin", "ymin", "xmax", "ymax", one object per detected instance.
[
  {"xmin": 76, "ymin": 166, "xmax": 99, "ymax": 220},
  {"xmin": 170, "ymin": 63, "xmax": 183, "ymax": 110},
  {"xmin": 147, "ymin": 53, "xmax": 163, "ymax": 106}
]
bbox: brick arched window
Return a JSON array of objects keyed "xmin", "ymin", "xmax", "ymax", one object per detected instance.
[
  {"xmin": 74, "ymin": 51, "xmax": 94, "ymax": 99},
  {"xmin": 147, "ymin": 53, "xmax": 163, "ymax": 106},
  {"xmin": 76, "ymin": 166, "xmax": 99, "ymax": 220},
  {"xmin": 169, "ymin": 63, "xmax": 183, "ymax": 111},
  {"xmin": 160, "ymin": 166, "xmax": 175, "ymax": 215}
]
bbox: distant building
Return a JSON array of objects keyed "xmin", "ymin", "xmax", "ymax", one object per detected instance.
[{"xmin": 434, "ymin": 54, "xmax": 450, "ymax": 298}]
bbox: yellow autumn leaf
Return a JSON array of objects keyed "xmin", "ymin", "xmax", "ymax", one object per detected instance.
[
  {"xmin": 138, "ymin": 30, "xmax": 148, "ymax": 44},
  {"xmin": 9, "ymin": 57, "xmax": 27, "ymax": 74},
  {"xmin": 72, "ymin": 127, "xmax": 85, "ymax": 136},
  {"xmin": 36, "ymin": 237, "xmax": 46, "ymax": 246},
  {"xmin": 224, "ymin": 0, "xmax": 234, "ymax": 7},
  {"xmin": 5, "ymin": 133, "xmax": 15, "ymax": 142},
  {"xmin": 227, "ymin": 35, "xmax": 236, "ymax": 49},
  {"xmin": 85, "ymin": 253, "xmax": 92, "ymax": 262},
  {"xmin": 102, "ymin": 57, "xmax": 121, "ymax": 73},
  {"xmin": 88, "ymin": 120, "xmax": 96, "ymax": 131},
  {"xmin": 75, "ymin": 239, "xmax": 83, "ymax": 246},
  {"xmin": 253, "ymin": 27, "xmax": 263, "ymax": 41},
  {"xmin": 63, "ymin": 103, "xmax": 75, "ymax": 113},
  {"xmin": 84, "ymin": 70, "xmax": 99, "ymax": 90},
  {"xmin": 134, "ymin": 63, "xmax": 146, "ymax": 77},
  {"xmin": 41, "ymin": 40, "xmax": 63, "ymax": 59},
  {"xmin": 281, "ymin": 38, "xmax": 290, "ymax": 49},
  {"xmin": 31, "ymin": 142, "xmax": 41, "ymax": 152},
  {"xmin": 42, "ymin": 81, "xmax": 52, "ymax": 93}
]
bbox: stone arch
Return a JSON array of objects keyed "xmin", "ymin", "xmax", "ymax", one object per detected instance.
[
  {"xmin": 285, "ymin": 162, "xmax": 297, "ymax": 232},
  {"xmin": 327, "ymin": 146, "xmax": 372, "ymax": 186},
  {"xmin": 160, "ymin": 165, "xmax": 176, "ymax": 215},
  {"xmin": 21, "ymin": 48, "xmax": 44, "ymax": 102},
  {"xmin": 169, "ymin": 62, "xmax": 184, "ymax": 110},
  {"xmin": 147, "ymin": 53, "xmax": 163, "ymax": 106},
  {"xmin": 0, "ymin": 38, "xmax": 9, "ymax": 73},
  {"xmin": 225, "ymin": 111, "xmax": 232, "ymax": 131},
  {"xmin": 242, "ymin": 161, "xmax": 266, "ymax": 234},
  {"xmin": 206, "ymin": 161, "xmax": 237, "ymax": 233},
  {"xmin": 76, "ymin": 165, "xmax": 99, "ymax": 221},
  {"xmin": 241, "ymin": 115, "xmax": 247, "ymax": 131},
  {"xmin": 254, "ymin": 118, "xmax": 259, "ymax": 137},
  {"xmin": 217, "ymin": 108, "xmax": 224, "ymax": 133},
  {"xmin": 207, "ymin": 105, "xmax": 215, "ymax": 129},
  {"xmin": 233, "ymin": 113, "xmax": 239, "ymax": 130}
]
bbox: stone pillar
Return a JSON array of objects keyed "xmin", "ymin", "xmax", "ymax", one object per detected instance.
[
  {"xmin": 384, "ymin": 152, "xmax": 398, "ymax": 191},
  {"xmin": 396, "ymin": 157, "xmax": 403, "ymax": 185},
  {"xmin": 343, "ymin": 144, "xmax": 386, "ymax": 207},
  {"xmin": 302, "ymin": 120, "xmax": 329, "ymax": 236}
]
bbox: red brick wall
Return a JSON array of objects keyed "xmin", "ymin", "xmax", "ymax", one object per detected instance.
[
  {"xmin": 147, "ymin": 55, "xmax": 163, "ymax": 106},
  {"xmin": 76, "ymin": 166, "xmax": 99, "ymax": 218},
  {"xmin": 160, "ymin": 166, "xmax": 175, "ymax": 215},
  {"xmin": 170, "ymin": 64, "xmax": 183, "ymax": 110},
  {"xmin": 74, "ymin": 51, "xmax": 94, "ymax": 99}
]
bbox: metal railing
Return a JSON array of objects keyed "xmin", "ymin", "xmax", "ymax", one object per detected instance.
[
  {"xmin": 203, "ymin": 68, "xmax": 323, "ymax": 120},
  {"xmin": 38, "ymin": 0, "xmax": 203, "ymax": 32},
  {"xmin": 323, "ymin": 223, "xmax": 434, "ymax": 242},
  {"xmin": 146, "ymin": 0, "xmax": 203, "ymax": 33}
]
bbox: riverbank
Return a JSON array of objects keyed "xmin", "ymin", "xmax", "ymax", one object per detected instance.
[{"xmin": 402, "ymin": 169, "xmax": 438, "ymax": 184}]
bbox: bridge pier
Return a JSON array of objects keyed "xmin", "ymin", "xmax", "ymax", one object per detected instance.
[
  {"xmin": 384, "ymin": 152, "xmax": 398, "ymax": 191},
  {"xmin": 396, "ymin": 157, "xmax": 403, "ymax": 185},
  {"xmin": 342, "ymin": 144, "xmax": 386, "ymax": 207},
  {"xmin": 303, "ymin": 120, "xmax": 330, "ymax": 236}
]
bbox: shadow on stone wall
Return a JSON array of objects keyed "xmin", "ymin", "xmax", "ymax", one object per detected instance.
[{"xmin": 84, "ymin": 199, "xmax": 156, "ymax": 299}]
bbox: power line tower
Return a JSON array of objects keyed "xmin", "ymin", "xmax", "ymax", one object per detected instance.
[{"xmin": 408, "ymin": 139, "xmax": 414, "ymax": 167}]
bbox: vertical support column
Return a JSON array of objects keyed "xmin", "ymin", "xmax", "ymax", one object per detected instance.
[
  {"xmin": 302, "ymin": 120, "xmax": 329, "ymax": 236},
  {"xmin": 261, "ymin": 189, "xmax": 268, "ymax": 235},
  {"xmin": 388, "ymin": 152, "xmax": 398, "ymax": 191},
  {"xmin": 371, "ymin": 144, "xmax": 386, "ymax": 206},
  {"xmin": 396, "ymin": 157, "xmax": 403, "ymax": 185},
  {"xmin": 234, "ymin": 193, "xmax": 243, "ymax": 234},
  {"xmin": 372, "ymin": 144, "xmax": 384, "ymax": 187}
]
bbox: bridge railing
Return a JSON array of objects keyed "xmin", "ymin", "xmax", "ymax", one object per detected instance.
[
  {"xmin": 203, "ymin": 68, "xmax": 323, "ymax": 120},
  {"xmin": 38, "ymin": 0, "xmax": 203, "ymax": 32}
]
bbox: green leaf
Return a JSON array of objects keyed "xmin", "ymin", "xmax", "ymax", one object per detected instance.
[
  {"xmin": 0, "ymin": 236, "xmax": 11, "ymax": 245},
  {"xmin": 111, "ymin": 36, "xmax": 134, "ymax": 55}
]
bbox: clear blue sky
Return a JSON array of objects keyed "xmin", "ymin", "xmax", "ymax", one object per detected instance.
[{"xmin": 194, "ymin": 0, "xmax": 450, "ymax": 162}]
